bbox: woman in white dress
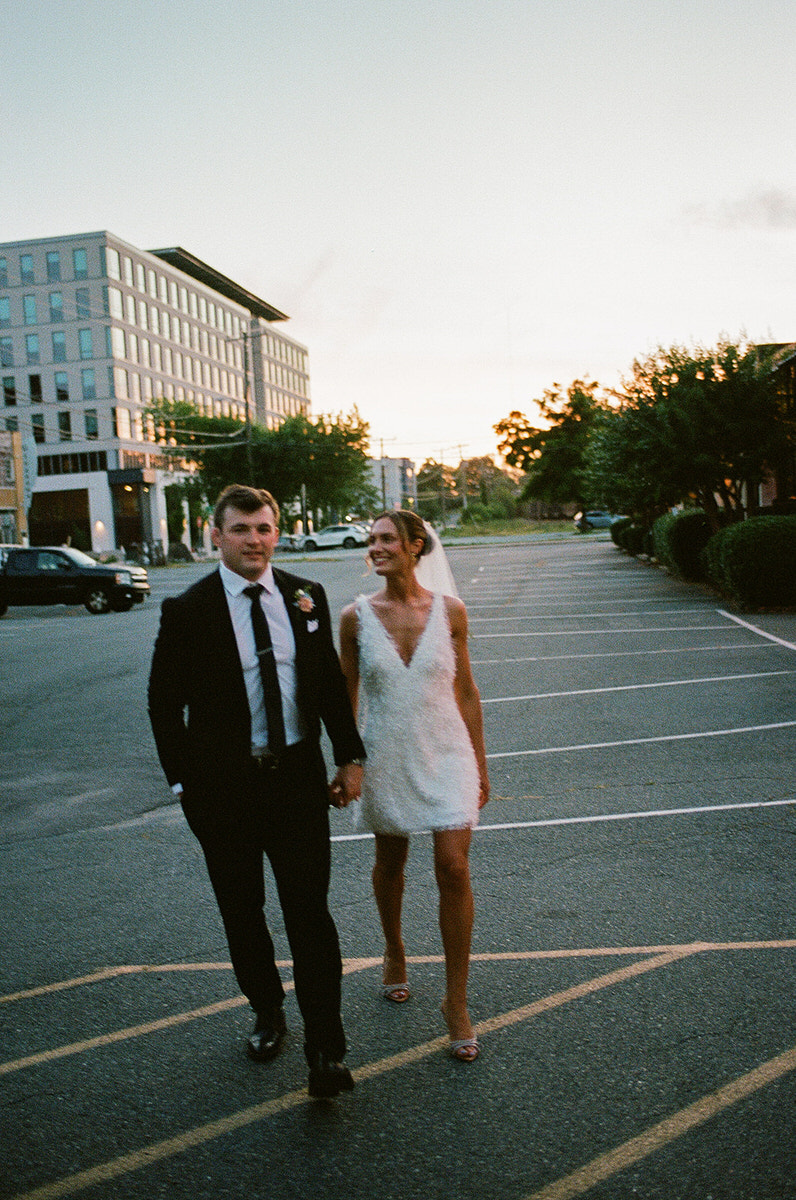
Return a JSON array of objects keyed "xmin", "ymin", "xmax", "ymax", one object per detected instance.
[{"xmin": 338, "ymin": 510, "xmax": 489, "ymax": 1061}]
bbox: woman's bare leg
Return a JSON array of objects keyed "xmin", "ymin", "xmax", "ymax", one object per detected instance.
[
  {"xmin": 373, "ymin": 833, "xmax": 410, "ymax": 986},
  {"xmin": 433, "ymin": 827, "xmax": 475, "ymax": 1042}
]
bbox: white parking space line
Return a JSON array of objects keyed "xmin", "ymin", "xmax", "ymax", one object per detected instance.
[
  {"xmin": 486, "ymin": 720, "xmax": 796, "ymax": 758},
  {"xmin": 719, "ymin": 609, "xmax": 796, "ymax": 651},
  {"xmin": 332, "ymin": 799, "xmax": 796, "ymax": 842},
  {"xmin": 474, "ymin": 798, "xmax": 796, "ymax": 833},
  {"xmin": 472, "ymin": 643, "xmax": 764, "ymax": 665},
  {"xmin": 470, "ymin": 608, "xmax": 714, "ymax": 622},
  {"xmin": 468, "ymin": 597, "xmax": 710, "ymax": 609},
  {"xmin": 471, "ymin": 624, "xmax": 737, "ymax": 639},
  {"xmin": 481, "ymin": 670, "xmax": 795, "ymax": 704}
]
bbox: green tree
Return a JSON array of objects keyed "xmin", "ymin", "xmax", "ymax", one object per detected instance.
[
  {"xmin": 146, "ymin": 398, "xmax": 375, "ymax": 523},
  {"xmin": 586, "ymin": 340, "xmax": 788, "ymax": 530},
  {"xmin": 416, "ymin": 459, "xmax": 459, "ymax": 524},
  {"xmin": 494, "ymin": 379, "xmax": 605, "ymax": 508},
  {"xmin": 459, "ymin": 456, "xmax": 520, "ymax": 516}
]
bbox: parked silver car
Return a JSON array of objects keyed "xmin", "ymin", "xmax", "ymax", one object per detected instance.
[{"xmin": 573, "ymin": 510, "xmax": 624, "ymax": 531}]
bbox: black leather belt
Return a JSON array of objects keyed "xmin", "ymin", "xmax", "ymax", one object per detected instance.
[{"xmin": 250, "ymin": 740, "xmax": 308, "ymax": 770}]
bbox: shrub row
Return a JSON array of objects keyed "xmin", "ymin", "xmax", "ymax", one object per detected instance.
[
  {"xmin": 633, "ymin": 509, "xmax": 796, "ymax": 608},
  {"xmin": 701, "ymin": 515, "xmax": 796, "ymax": 608},
  {"xmin": 652, "ymin": 510, "xmax": 712, "ymax": 581},
  {"xmin": 611, "ymin": 517, "xmax": 652, "ymax": 557}
]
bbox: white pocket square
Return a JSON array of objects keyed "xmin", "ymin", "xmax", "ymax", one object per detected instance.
[{"xmin": 307, "ymin": 619, "xmax": 319, "ymax": 632}]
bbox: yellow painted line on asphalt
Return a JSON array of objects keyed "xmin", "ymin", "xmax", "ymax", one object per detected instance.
[
  {"xmin": 9, "ymin": 953, "xmax": 686, "ymax": 1200},
  {"xmin": 4, "ymin": 942, "xmax": 795, "ymax": 1078},
  {"xmin": 0, "ymin": 959, "xmax": 381, "ymax": 1077},
  {"xmin": 524, "ymin": 1045, "xmax": 796, "ymax": 1200},
  {"xmin": 0, "ymin": 993, "xmax": 251, "ymax": 1077}
]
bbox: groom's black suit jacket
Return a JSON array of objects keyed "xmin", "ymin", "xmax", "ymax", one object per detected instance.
[{"xmin": 148, "ymin": 565, "xmax": 364, "ymax": 833}]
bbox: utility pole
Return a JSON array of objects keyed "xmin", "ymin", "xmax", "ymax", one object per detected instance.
[{"xmin": 242, "ymin": 329, "xmax": 254, "ymax": 483}]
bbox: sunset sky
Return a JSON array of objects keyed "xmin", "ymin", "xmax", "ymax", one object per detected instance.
[{"xmin": 3, "ymin": 0, "xmax": 796, "ymax": 464}]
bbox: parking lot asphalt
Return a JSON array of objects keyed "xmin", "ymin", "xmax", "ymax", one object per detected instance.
[{"xmin": 1, "ymin": 538, "xmax": 794, "ymax": 1200}]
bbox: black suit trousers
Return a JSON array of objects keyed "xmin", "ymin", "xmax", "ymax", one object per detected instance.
[{"xmin": 191, "ymin": 743, "xmax": 346, "ymax": 1062}]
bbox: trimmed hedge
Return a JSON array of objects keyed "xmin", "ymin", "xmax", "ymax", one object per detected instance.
[
  {"xmin": 652, "ymin": 510, "xmax": 712, "ymax": 580},
  {"xmin": 609, "ymin": 517, "xmax": 652, "ymax": 557},
  {"xmin": 702, "ymin": 515, "xmax": 796, "ymax": 608},
  {"xmin": 610, "ymin": 517, "xmax": 632, "ymax": 547}
]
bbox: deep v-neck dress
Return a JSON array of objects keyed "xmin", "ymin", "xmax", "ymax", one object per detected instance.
[{"xmin": 354, "ymin": 592, "xmax": 480, "ymax": 835}]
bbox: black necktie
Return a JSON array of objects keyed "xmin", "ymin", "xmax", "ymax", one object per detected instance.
[{"xmin": 243, "ymin": 584, "xmax": 286, "ymax": 752}]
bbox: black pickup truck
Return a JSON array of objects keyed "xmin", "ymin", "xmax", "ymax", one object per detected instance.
[{"xmin": 0, "ymin": 546, "xmax": 150, "ymax": 616}]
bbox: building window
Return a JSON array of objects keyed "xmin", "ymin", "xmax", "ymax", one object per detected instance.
[
  {"xmin": 78, "ymin": 328, "xmax": 93, "ymax": 359},
  {"xmin": 76, "ymin": 288, "xmax": 91, "ymax": 319},
  {"xmin": 125, "ymin": 294, "xmax": 136, "ymax": 325},
  {"xmin": 1, "ymin": 338, "xmax": 13, "ymax": 367},
  {"xmin": 73, "ymin": 247, "xmax": 88, "ymax": 280},
  {"xmin": 107, "ymin": 286, "xmax": 123, "ymax": 320},
  {"xmin": 0, "ymin": 298, "xmax": 9, "ymax": 328},
  {"xmin": 58, "ymin": 411, "xmax": 72, "ymax": 441},
  {"xmin": 84, "ymin": 408, "xmax": 98, "ymax": 439},
  {"xmin": 20, "ymin": 254, "xmax": 34, "ymax": 284},
  {"xmin": 147, "ymin": 268, "xmax": 157, "ymax": 298},
  {"xmin": 26, "ymin": 334, "xmax": 40, "ymax": 365},
  {"xmin": 135, "ymin": 262, "xmax": 145, "ymax": 292},
  {"xmin": 169, "ymin": 280, "xmax": 178, "ymax": 309},
  {"xmin": 114, "ymin": 406, "xmax": 131, "ymax": 439},
  {"xmin": 105, "ymin": 247, "xmax": 121, "ymax": 281},
  {"xmin": 114, "ymin": 366, "xmax": 128, "ymax": 398},
  {"xmin": 52, "ymin": 331, "xmax": 67, "ymax": 362},
  {"xmin": 49, "ymin": 292, "xmax": 64, "ymax": 323},
  {"xmin": 3, "ymin": 376, "xmax": 16, "ymax": 405},
  {"xmin": 137, "ymin": 299, "xmax": 148, "ymax": 330},
  {"xmin": 46, "ymin": 251, "xmax": 61, "ymax": 281},
  {"xmin": 127, "ymin": 332, "xmax": 138, "ymax": 363},
  {"xmin": 0, "ymin": 257, "xmax": 7, "ymax": 287},
  {"xmin": 31, "ymin": 412, "xmax": 45, "ymax": 443},
  {"xmin": 29, "ymin": 374, "xmax": 42, "ymax": 403},
  {"xmin": 123, "ymin": 257, "xmax": 134, "ymax": 286},
  {"xmin": 55, "ymin": 372, "xmax": 69, "ymax": 402},
  {"xmin": 23, "ymin": 295, "xmax": 37, "ymax": 325},
  {"xmin": 110, "ymin": 327, "xmax": 125, "ymax": 358},
  {"xmin": 81, "ymin": 368, "xmax": 96, "ymax": 400}
]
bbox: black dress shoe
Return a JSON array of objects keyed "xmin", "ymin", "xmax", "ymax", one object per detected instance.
[
  {"xmin": 246, "ymin": 1008, "xmax": 287, "ymax": 1062},
  {"xmin": 306, "ymin": 1052, "xmax": 355, "ymax": 1099}
]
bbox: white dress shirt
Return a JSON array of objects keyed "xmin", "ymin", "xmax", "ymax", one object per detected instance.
[{"xmin": 219, "ymin": 560, "xmax": 305, "ymax": 751}]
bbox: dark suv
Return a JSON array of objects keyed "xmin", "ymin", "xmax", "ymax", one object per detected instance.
[{"xmin": 0, "ymin": 546, "xmax": 150, "ymax": 615}]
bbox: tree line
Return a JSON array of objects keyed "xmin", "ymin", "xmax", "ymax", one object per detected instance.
[
  {"xmin": 495, "ymin": 338, "xmax": 795, "ymax": 531},
  {"xmin": 147, "ymin": 399, "xmax": 522, "ymax": 544}
]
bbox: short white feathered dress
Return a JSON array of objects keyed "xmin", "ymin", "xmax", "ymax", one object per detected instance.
[{"xmin": 354, "ymin": 592, "xmax": 480, "ymax": 836}]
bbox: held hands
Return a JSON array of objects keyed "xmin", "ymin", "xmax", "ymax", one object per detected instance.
[{"xmin": 329, "ymin": 762, "xmax": 363, "ymax": 809}]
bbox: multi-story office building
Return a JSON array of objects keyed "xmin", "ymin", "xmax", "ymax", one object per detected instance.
[
  {"xmin": 0, "ymin": 232, "xmax": 310, "ymax": 553},
  {"xmin": 368, "ymin": 456, "xmax": 418, "ymax": 511}
]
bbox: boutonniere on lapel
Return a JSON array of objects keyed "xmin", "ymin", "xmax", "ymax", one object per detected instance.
[{"xmin": 294, "ymin": 588, "xmax": 315, "ymax": 614}]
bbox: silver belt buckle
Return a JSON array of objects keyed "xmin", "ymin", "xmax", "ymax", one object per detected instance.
[{"xmin": 252, "ymin": 747, "xmax": 279, "ymax": 769}]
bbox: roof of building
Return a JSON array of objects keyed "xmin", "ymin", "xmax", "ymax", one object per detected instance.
[{"xmin": 148, "ymin": 246, "xmax": 289, "ymax": 322}]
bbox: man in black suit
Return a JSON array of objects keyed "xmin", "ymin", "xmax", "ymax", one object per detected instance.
[{"xmin": 148, "ymin": 484, "xmax": 365, "ymax": 1098}]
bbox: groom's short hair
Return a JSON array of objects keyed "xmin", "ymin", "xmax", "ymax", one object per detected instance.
[{"xmin": 213, "ymin": 484, "xmax": 280, "ymax": 530}]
